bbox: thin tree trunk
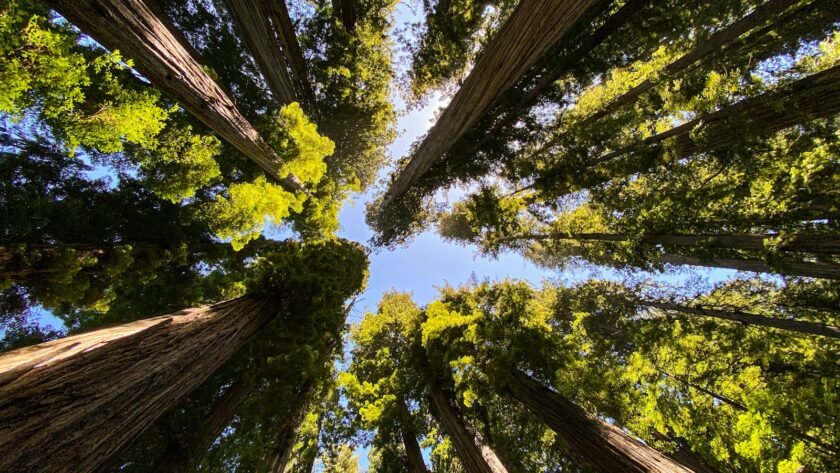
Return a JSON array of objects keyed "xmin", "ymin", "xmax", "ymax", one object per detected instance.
[
  {"xmin": 427, "ymin": 381, "xmax": 508, "ymax": 473},
  {"xmin": 639, "ymin": 300, "xmax": 840, "ymax": 339},
  {"xmin": 539, "ymin": 64, "xmax": 840, "ymax": 196},
  {"xmin": 382, "ymin": 0, "xmax": 603, "ymax": 208},
  {"xmin": 579, "ymin": 0, "xmax": 802, "ymax": 126},
  {"xmin": 657, "ymin": 253, "xmax": 840, "ymax": 280},
  {"xmin": 650, "ymin": 430, "xmax": 721, "ymax": 473},
  {"xmin": 503, "ymin": 369, "xmax": 695, "ymax": 473},
  {"xmin": 331, "ymin": 0, "xmax": 358, "ymax": 33},
  {"xmin": 153, "ymin": 379, "xmax": 252, "ymax": 472},
  {"xmin": 265, "ymin": 0, "xmax": 317, "ymax": 113},
  {"xmin": 264, "ymin": 379, "xmax": 317, "ymax": 473},
  {"xmin": 400, "ymin": 406, "xmax": 430, "ymax": 473},
  {"xmin": 0, "ymin": 295, "xmax": 281, "ymax": 473},
  {"xmin": 222, "ymin": 0, "xmax": 297, "ymax": 105},
  {"xmin": 44, "ymin": 0, "xmax": 306, "ymax": 192}
]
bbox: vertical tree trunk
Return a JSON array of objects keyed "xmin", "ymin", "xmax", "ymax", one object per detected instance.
[
  {"xmin": 265, "ymin": 0, "xmax": 317, "ymax": 113},
  {"xmin": 331, "ymin": 0, "xmax": 358, "ymax": 33},
  {"xmin": 427, "ymin": 381, "xmax": 509, "ymax": 473},
  {"xmin": 221, "ymin": 0, "xmax": 298, "ymax": 105},
  {"xmin": 0, "ymin": 295, "xmax": 281, "ymax": 473},
  {"xmin": 153, "ymin": 379, "xmax": 252, "ymax": 472},
  {"xmin": 639, "ymin": 300, "xmax": 840, "ymax": 339},
  {"xmin": 503, "ymin": 369, "xmax": 695, "ymax": 473},
  {"xmin": 264, "ymin": 379, "xmax": 317, "ymax": 473},
  {"xmin": 44, "ymin": 0, "xmax": 305, "ymax": 192},
  {"xmin": 400, "ymin": 407, "xmax": 430, "ymax": 473},
  {"xmin": 382, "ymin": 0, "xmax": 603, "ymax": 207}
]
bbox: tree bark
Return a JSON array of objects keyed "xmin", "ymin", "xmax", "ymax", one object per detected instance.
[
  {"xmin": 579, "ymin": 0, "xmax": 801, "ymax": 126},
  {"xmin": 222, "ymin": 0, "xmax": 298, "ymax": 105},
  {"xmin": 428, "ymin": 381, "xmax": 508, "ymax": 473},
  {"xmin": 264, "ymin": 378, "xmax": 317, "ymax": 473},
  {"xmin": 44, "ymin": 0, "xmax": 306, "ymax": 192},
  {"xmin": 639, "ymin": 300, "xmax": 840, "ymax": 339},
  {"xmin": 657, "ymin": 253, "xmax": 840, "ymax": 280},
  {"xmin": 400, "ymin": 406, "xmax": 431, "ymax": 473},
  {"xmin": 382, "ymin": 0, "xmax": 603, "ymax": 208},
  {"xmin": 265, "ymin": 0, "xmax": 317, "ymax": 113},
  {"xmin": 153, "ymin": 379, "xmax": 252, "ymax": 472},
  {"xmin": 0, "ymin": 295, "xmax": 281, "ymax": 473},
  {"xmin": 503, "ymin": 369, "xmax": 695, "ymax": 473},
  {"xmin": 650, "ymin": 430, "xmax": 721, "ymax": 473},
  {"xmin": 331, "ymin": 0, "xmax": 358, "ymax": 33}
]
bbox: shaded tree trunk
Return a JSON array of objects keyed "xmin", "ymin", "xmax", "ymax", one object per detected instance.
[
  {"xmin": 0, "ymin": 295, "xmax": 281, "ymax": 473},
  {"xmin": 503, "ymin": 369, "xmax": 695, "ymax": 473},
  {"xmin": 265, "ymin": 378, "xmax": 317, "ymax": 473},
  {"xmin": 427, "ymin": 381, "xmax": 508, "ymax": 473},
  {"xmin": 639, "ymin": 300, "xmax": 840, "ymax": 339},
  {"xmin": 265, "ymin": 0, "xmax": 317, "ymax": 113},
  {"xmin": 332, "ymin": 0, "xmax": 358, "ymax": 33},
  {"xmin": 579, "ymin": 0, "xmax": 801, "ymax": 126},
  {"xmin": 222, "ymin": 0, "xmax": 298, "ymax": 105},
  {"xmin": 650, "ymin": 430, "xmax": 721, "ymax": 473},
  {"xmin": 657, "ymin": 253, "xmax": 840, "ymax": 280},
  {"xmin": 382, "ymin": 0, "xmax": 603, "ymax": 208},
  {"xmin": 44, "ymin": 0, "xmax": 305, "ymax": 192},
  {"xmin": 153, "ymin": 379, "xmax": 252, "ymax": 472},
  {"xmin": 539, "ymin": 64, "xmax": 840, "ymax": 195},
  {"xmin": 400, "ymin": 405, "xmax": 431, "ymax": 473}
]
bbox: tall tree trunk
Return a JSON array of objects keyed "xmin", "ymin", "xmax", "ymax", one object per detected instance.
[
  {"xmin": 650, "ymin": 430, "xmax": 721, "ymax": 473},
  {"xmin": 539, "ymin": 64, "xmax": 840, "ymax": 196},
  {"xmin": 579, "ymin": 0, "xmax": 801, "ymax": 126},
  {"xmin": 153, "ymin": 379, "xmax": 252, "ymax": 472},
  {"xmin": 427, "ymin": 381, "xmax": 508, "ymax": 473},
  {"xmin": 657, "ymin": 253, "xmax": 840, "ymax": 280},
  {"xmin": 503, "ymin": 369, "xmax": 695, "ymax": 473},
  {"xmin": 44, "ymin": 0, "xmax": 306, "ymax": 192},
  {"xmin": 222, "ymin": 0, "xmax": 298, "ymax": 105},
  {"xmin": 381, "ymin": 0, "xmax": 603, "ymax": 208},
  {"xmin": 331, "ymin": 0, "xmax": 358, "ymax": 33},
  {"xmin": 0, "ymin": 295, "xmax": 281, "ymax": 473},
  {"xmin": 400, "ymin": 406, "xmax": 430, "ymax": 473},
  {"xmin": 265, "ymin": 0, "xmax": 317, "ymax": 113},
  {"xmin": 639, "ymin": 300, "xmax": 840, "ymax": 339},
  {"xmin": 264, "ymin": 378, "xmax": 317, "ymax": 473}
]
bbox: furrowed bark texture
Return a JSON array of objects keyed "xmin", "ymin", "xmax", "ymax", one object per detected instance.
[
  {"xmin": 44, "ymin": 0, "xmax": 305, "ymax": 192},
  {"xmin": 640, "ymin": 300, "xmax": 840, "ymax": 339},
  {"xmin": 265, "ymin": 379, "xmax": 317, "ymax": 473},
  {"xmin": 222, "ymin": 0, "xmax": 297, "ymax": 105},
  {"xmin": 504, "ymin": 369, "xmax": 695, "ymax": 473},
  {"xmin": 265, "ymin": 0, "xmax": 317, "ymax": 112},
  {"xmin": 428, "ymin": 381, "xmax": 509, "ymax": 473},
  {"xmin": 400, "ymin": 408, "xmax": 431, "ymax": 473},
  {"xmin": 0, "ymin": 295, "xmax": 280, "ymax": 473},
  {"xmin": 650, "ymin": 430, "xmax": 721, "ymax": 473},
  {"xmin": 383, "ymin": 0, "xmax": 601, "ymax": 206},
  {"xmin": 580, "ymin": 0, "xmax": 802, "ymax": 125},
  {"xmin": 153, "ymin": 379, "xmax": 252, "ymax": 472}
]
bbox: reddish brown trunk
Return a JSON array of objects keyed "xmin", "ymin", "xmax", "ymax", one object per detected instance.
[
  {"xmin": 504, "ymin": 369, "xmax": 695, "ymax": 472},
  {"xmin": 0, "ymin": 295, "xmax": 281, "ymax": 473},
  {"xmin": 44, "ymin": 0, "xmax": 305, "ymax": 192},
  {"xmin": 222, "ymin": 0, "xmax": 297, "ymax": 106},
  {"xmin": 265, "ymin": 0, "xmax": 317, "ymax": 113},
  {"xmin": 400, "ymin": 409, "xmax": 430, "ymax": 473},
  {"xmin": 640, "ymin": 300, "xmax": 840, "ymax": 339},
  {"xmin": 153, "ymin": 379, "xmax": 252, "ymax": 472},
  {"xmin": 428, "ymin": 381, "xmax": 508, "ymax": 473},
  {"xmin": 650, "ymin": 430, "xmax": 720, "ymax": 473},
  {"xmin": 264, "ymin": 379, "xmax": 317, "ymax": 473},
  {"xmin": 382, "ymin": 0, "xmax": 602, "ymax": 207}
]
